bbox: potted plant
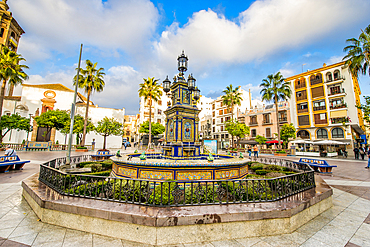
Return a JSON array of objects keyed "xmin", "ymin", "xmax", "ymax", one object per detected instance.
[
  {"xmin": 76, "ymin": 146, "xmax": 89, "ymax": 152},
  {"xmin": 274, "ymin": 150, "xmax": 287, "ymax": 156}
]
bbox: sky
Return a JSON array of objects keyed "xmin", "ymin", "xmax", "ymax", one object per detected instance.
[{"xmin": 9, "ymin": 0, "xmax": 370, "ymax": 115}]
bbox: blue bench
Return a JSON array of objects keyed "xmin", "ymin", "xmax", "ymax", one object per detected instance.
[
  {"xmin": 91, "ymin": 150, "xmax": 114, "ymax": 161},
  {"xmin": 0, "ymin": 155, "xmax": 30, "ymax": 173},
  {"xmin": 298, "ymin": 158, "xmax": 337, "ymax": 174}
]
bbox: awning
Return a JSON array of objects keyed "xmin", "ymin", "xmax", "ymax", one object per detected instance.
[
  {"xmin": 313, "ymin": 140, "xmax": 350, "ymax": 145},
  {"xmin": 239, "ymin": 140, "xmax": 259, "ymax": 145},
  {"xmin": 266, "ymin": 140, "xmax": 283, "ymax": 144},
  {"xmin": 330, "ymin": 110, "xmax": 347, "ymax": 118}
]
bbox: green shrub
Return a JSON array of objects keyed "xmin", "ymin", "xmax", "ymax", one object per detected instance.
[
  {"xmin": 84, "ymin": 170, "xmax": 112, "ymax": 177},
  {"xmin": 76, "ymin": 146, "xmax": 87, "ymax": 149},
  {"xmin": 114, "ymin": 180, "xmax": 151, "ymax": 202},
  {"xmin": 275, "ymin": 150, "xmax": 286, "ymax": 154},
  {"xmin": 255, "ymin": 170, "xmax": 272, "ymax": 175},
  {"xmin": 265, "ymin": 164, "xmax": 283, "ymax": 172},
  {"xmin": 84, "ymin": 163, "xmax": 102, "ymax": 172},
  {"xmin": 100, "ymin": 159, "xmax": 113, "ymax": 170},
  {"xmin": 250, "ymin": 164, "xmax": 264, "ymax": 171}
]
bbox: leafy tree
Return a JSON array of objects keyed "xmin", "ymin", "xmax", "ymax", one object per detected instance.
[
  {"xmin": 0, "ymin": 46, "xmax": 29, "ymax": 141},
  {"xmin": 260, "ymin": 72, "xmax": 291, "ymax": 150},
  {"xmin": 139, "ymin": 121, "xmax": 165, "ymax": 136},
  {"xmin": 225, "ymin": 120, "xmax": 250, "ymax": 147},
  {"xmin": 74, "ymin": 59, "xmax": 105, "ymax": 147},
  {"xmin": 0, "ymin": 114, "xmax": 30, "ymax": 140},
  {"xmin": 138, "ymin": 77, "xmax": 162, "ymax": 147},
  {"xmin": 255, "ymin": 135, "xmax": 267, "ymax": 145},
  {"xmin": 60, "ymin": 114, "xmax": 94, "ymax": 144},
  {"xmin": 95, "ymin": 117, "xmax": 123, "ymax": 150},
  {"xmin": 280, "ymin": 123, "xmax": 296, "ymax": 148},
  {"xmin": 343, "ymin": 24, "xmax": 370, "ymax": 79},
  {"xmin": 34, "ymin": 110, "xmax": 69, "ymax": 142},
  {"xmin": 221, "ymin": 84, "xmax": 242, "ymax": 147}
]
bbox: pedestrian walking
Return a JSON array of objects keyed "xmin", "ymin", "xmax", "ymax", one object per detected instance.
[
  {"xmin": 248, "ymin": 145, "xmax": 252, "ymax": 157},
  {"xmin": 360, "ymin": 146, "xmax": 365, "ymax": 160},
  {"xmin": 353, "ymin": 146, "xmax": 359, "ymax": 159},
  {"xmin": 366, "ymin": 147, "xmax": 370, "ymax": 169},
  {"xmin": 253, "ymin": 145, "xmax": 259, "ymax": 158}
]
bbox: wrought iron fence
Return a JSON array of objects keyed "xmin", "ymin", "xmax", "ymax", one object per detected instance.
[{"xmin": 39, "ymin": 155, "xmax": 315, "ymax": 207}]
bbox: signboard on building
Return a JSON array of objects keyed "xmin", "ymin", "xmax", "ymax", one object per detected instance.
[
  {"xmin": 204, "ymin": 140, "xmax": 218, "ymax": 154},
  {"xmin": 360, "ymin": 134, "xmax": 367, "ymax": 144}
]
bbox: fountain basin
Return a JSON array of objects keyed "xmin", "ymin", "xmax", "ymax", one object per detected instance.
[{"xmin": 111, "ymin": 153, "xmax": 249, "ymax": 180}]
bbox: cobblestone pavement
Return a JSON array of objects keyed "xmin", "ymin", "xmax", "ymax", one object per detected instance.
[{"xmin": 0, "ymin": 151, "xmax": 369, "ymax": 246}]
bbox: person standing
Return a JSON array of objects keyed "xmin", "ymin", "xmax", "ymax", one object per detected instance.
[
  {"xmin": 366, "ymin": 147, "xmax": 370, "ymax": 169},
  {"xmin": 353, "ymin": 146, "xmax": 359, "ymax": 159},
  {"xmin": 253, "ymin": 145, "xmax": 259, "ymax": 158},
  {"xmin": 359, "ymin": 146, "xmax": 365, "ymax": 160},
  {"xmin": 248, "ymin": 145, "xmax": 252, "ymax": 157}
]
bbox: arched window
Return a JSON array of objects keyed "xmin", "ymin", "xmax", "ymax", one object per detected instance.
[
  {"xmin": 326, "ymin": 72, "xmax": 332, "ymax": 82},
  {"xmin": 10, "ymin": 32, "xmax": 15, "ymax": 39},
  {"xmin": 333, "ymin": 70, "xmax": 340, "ymax": 80},
  {"xmin": 332, "ymin": 128, "xmax": 344, "ymax": 138},
  {"xmin": 0, "ymin": 28, "xmax": 4, "ymax": 38},
  {"xmin": 317, "ymin": 129, "xmax": 328, "ymax": 139},
  {"xmin": 297, "ymin": 130, "xmax": 310, "ymax": 139}
]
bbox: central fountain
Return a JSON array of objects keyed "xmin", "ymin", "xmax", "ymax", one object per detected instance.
[{"xmin": 111, "ymin": 51, "xmax": 249, "ymax": 180}]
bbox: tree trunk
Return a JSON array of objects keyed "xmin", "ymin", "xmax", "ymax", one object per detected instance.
[
  {"xmin": 0, "ymin": 79, "xmax": 7, "ymax": 143},
  {"xmin": 148, "ymin": 98, "xmax": 152, "ymax": 149},
  {"xmin": 103, "ymin": 135, "xmax": 106, "ymax": 150},
  {"xmin": 231, "ymin": 102, "xmax": 234, "ymax": 148},
  {"xmin": 81, "ymin": 89, "xmax": 91, "ymax": 147},
  {"xmin": 275, "ymin": 97, "xmax": 281, "ymax": 150}
]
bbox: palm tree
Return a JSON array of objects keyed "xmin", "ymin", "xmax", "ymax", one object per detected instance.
[
  {"xmin": 343, "ymin": 24, "xmax": 370, "ymax": 79},
  {"xmin": 0, "ymin": 46, "xmax": 29, "ymax": 120},
  {"xmin": 260, "ymin": 72, "xmax": 291, "ymax": 150},
  {"xmin": 138, "ymin": 77, "xmax": 162, "ymax": 149},
  {"xmin": 221, "ymin": 84, "xmax": 242, "ymax": 147},
  {"xmin": 74, "ymin": 60, "xmax": 105, "ymax": 147}
]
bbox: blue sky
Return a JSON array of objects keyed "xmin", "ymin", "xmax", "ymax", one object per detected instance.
[{"xmin": 10, "ymin": 0, "xmax": 370, "ymax": 115}]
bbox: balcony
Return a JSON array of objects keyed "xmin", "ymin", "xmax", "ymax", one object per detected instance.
[
  {"xmin": 313, "ymin": 106, "xmax": 326, "ymax": 111},
  {"xmin": 298, "ymin": 108, "xmax": 308, "ymax": 113},
  {"xmin": 328, "ymin": 88, "xmax": 345, "ymax": 97},
  {"xmin": 278, "ymin": 117, "xmax": 287, "ymax": 123},
  {"xmin": 249, "ymin": 121, "xmax": 258, "ymax": 126},
  {"xmin": 262, "ymin": 120, "xmax": 273, "ymax": 125},
  {"xmin": 310, "ymin": 78, "xmax": 322, "ymax": 86},
  {"xmin": 9, "ymin": 36, "xmax": 18, "ymax": 47},
  {"xmin": 330, "ymin": 117, "xmax": 350, "ymax": 124},
  {"xmin": 315, "ymin": 119, "xmax": 327, "ymax": 125},
  {"xmin": 325, "ymin": 75, "xmax": 345, "ymax": 83},
  {"xmin": 330, "ymin": 103, "xmax": 347, "ymax": 110}
]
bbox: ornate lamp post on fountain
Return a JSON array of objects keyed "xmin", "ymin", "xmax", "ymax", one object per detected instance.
[{"xmin": 162, "ymin": 51, "xmax": 201, "ymax": 158}]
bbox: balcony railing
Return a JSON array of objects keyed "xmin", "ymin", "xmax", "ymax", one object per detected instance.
[
  {"xmin": 310, "ymin": 78, "xmax": 322, "ymax": 86},
  {"xmin": 298, "ymin": 108, "xmax": 308, "ymax": 113},
  {"xmin": 325, "ymin": 75, "xmax": 345, "ymax": 83},
  {"xmin": 315, "ymin": 119, "xmax": 327, "ymax": 125},
  {"xmin": 330, "ymin": 103, "xmax": 347, "ymax": 110},
  {"xmin": 328, "ymin": 88, "xmax": 345, "ymax": 96},
  {"xmin": 296, "ymin": 96, "xmax": 307, "ymax": 101},
  {"xmin": 278, "ymin": 117, "xmax": 287, "ymax": 123},
  {"xmin": 330, "ymin": 117, "xmax": 350, "ymax": 124},
  {"xmin": 249, "ymin": 122, "xmax": 258, "ymax": 126},
  {"xmin": 262, "ymin": 120, "xmax": 272, "ymax": 125},
  {"xmin": 313, "ymin": 106, "xmax": 326, "ymax": 111}
]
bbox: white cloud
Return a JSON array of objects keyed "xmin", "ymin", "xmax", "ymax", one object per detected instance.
[
  {"xmin": 153, "ymin": 0, "xmax": 369, "ymax": 71},
  {"xmin": 12, "ymin": 0, "xmax": 159, "ymax": 61},
  {"xmin": 327, "ymin": 56, "xmax": 343, "ymax": 65}
]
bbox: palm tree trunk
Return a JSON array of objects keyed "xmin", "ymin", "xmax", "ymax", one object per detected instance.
[
  {"xmin": 231, "ymin": 103, "xmax": 234, "ymax": 148},
  {"xmin": 0, "ymin": 79, "xmax": 7, "ymax": 142},
  {"xmin": 148, "ymin": 98, "xmax": 152, "ymax": 149},
  {"xmin": 81, "ymin": 90, "xmax": 91, "ymax": 147},
  {"xmin": 275, "ymin": 97, "xmax": 281, "ymax": 150}
]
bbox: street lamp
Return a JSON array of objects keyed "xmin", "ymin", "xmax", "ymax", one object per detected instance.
[
  {"xmin": 188, "ymin": 74, "xmax": 195, "ymax": 91},
  {"xmin": 163, "ymin": 76, "xmax": 171, "ymax": 93},
  {"xmin": 193, "ymin": 87, "xmax": 200, "ymax": 101},
  {"xmin": 177, "ymin": 51, "xmax": 188, "ymax": 75}
]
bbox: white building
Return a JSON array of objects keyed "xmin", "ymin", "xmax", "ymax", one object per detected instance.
[{"xmin": 2, "ymin": 83, "xmax": 125, "ymax": 149}]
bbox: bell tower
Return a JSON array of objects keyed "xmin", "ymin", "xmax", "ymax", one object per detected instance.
[{"xmin": 0, "ymin": 0, "xmax": 25, "ymax": 96}]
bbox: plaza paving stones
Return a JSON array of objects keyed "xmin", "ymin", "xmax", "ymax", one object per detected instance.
[{"xmin": 1, "ymin": 151, "xmax": 370, "ymax": 246}]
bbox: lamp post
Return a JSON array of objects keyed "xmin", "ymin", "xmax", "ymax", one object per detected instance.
[{"xmin": 26, "ymin": 113, "xmax": 32, "ymax": 142}]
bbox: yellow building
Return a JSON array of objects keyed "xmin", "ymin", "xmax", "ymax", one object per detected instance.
[
  {"xmin": 0, "ymin": 0, "xmax": 25, "ymax": 96},
  {"xmin": 286, "ymin": 62, "xmax": 364, "ymax": 156}
]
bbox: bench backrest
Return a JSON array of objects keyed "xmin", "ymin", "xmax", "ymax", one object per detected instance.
[
  {"xmin": 0, "ymin": 155, "xmax": 20, "ymax": 163},
  {"xmin": 298, "ymin": 158, "xmax": 329, "ymax": 166},
  {"xmin": 97, "ymin": 151, "xmax": 110, "ymax": 155}
]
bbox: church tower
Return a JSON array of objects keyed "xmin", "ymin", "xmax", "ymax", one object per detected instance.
[{"xmin": 0, "ymin": 0, "xmax": 25, "ymax": 96}]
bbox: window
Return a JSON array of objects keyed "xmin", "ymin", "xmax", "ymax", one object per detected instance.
[
  {"xmin": 212, "ymin": 104, "xmax": 215, "ymax": 110},
  {"xmin": 250, "ymin": 116, "xmax": 257, "ymax": 125},
  {"xmin": 263, "ymin": 114, "xmax": 270, "ymax": 124},
  {"xmin": 332, "ymin": 128, "xmax": 344, "ymax": 138},
  {"xmin": 313, "ymin": 100, "xmax": 326, "ymax": 111},
  {"xmin": 310, "ymin": 74, "xmax": 323, "ymax": 85},
  {"xmin": 221, "ymin": 118, "xmax": 224, "ymax": 123},
  {"xmin": 317, "ymin": 129, "xmax": 328, "ymax": 139},
  {"xmin": 326, "ymin": 72, "xmax": 332, "ymax": 82},
  {"xmin": 266, "ymin": 128, "xmax": 271, "ymax": 138},
  {"xmin": 296, "ymin": 90, "xmax": 307, "ymax": 101},
  {"xmin": 297, "ymin": 103, "xmax": 308, "ymax": 113},
  {"xmin": 212, "ymin": 119, "xmax": 215, "ymax": 125},
  {"xmin": 333, "ymin": 70, "xmax": 340, "ymax": 80},
  {"xmin": 225, "ymin": 134, "xmax": 229, "ymax": 138},
  {"xmin": 298, "ymin": 115, "xmax": 310, "ymax": 126},
  {"xmin": 158, "ymin": 109, "xmax": 162, "ymax": 114},
  {"xmin": 314, "ymin": 113, "xmax": 327, "ymax": 124},
  {"xmin": 213, "ymin": 111, "xmax": 215, "ymax": 117},
  {"xmin": 10, "ymin": 32, "xmax": 15, "ymax": 39},
  {"xmin": 297, "ymin": 130, "xmax": 310, "ymax": 139},
  {"xmin": 328, "ymin": 85, "xmax": 342, "ymax": 95},
  {"xmin": 311, "ymin": 86, "xmax": 324, "ymax": 99},
  {"xmin": 251, "ymin": 129, "xmax": 257, "ymax": 137},
  {"xmin": 221, "ymin": 126, "xmax": 224, "ymax": 131},
  {"xmin": 219, "ymin": 110, "xmax": 223, "ymax": 115},
  {"xmin": 279, "ymin": 111, "xmax": 287, "ymax": 122},
  {"xmin": 0, "ymin": 28, "xmax": 4, "ymax": 38},
  {"xmin": 213, "ymin": 127, "xmax": 215, "ymax": 132},
  {"xmin": 224, "ymin": 109, "xmax": 228, "ymax": 114},
  {"xmin": 158, "ymin": 100, "xmax": 162, "ymax": 105},
  {"xmin": 295, "ymin": 78, "xmax": 306, "ymax": 89}
]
